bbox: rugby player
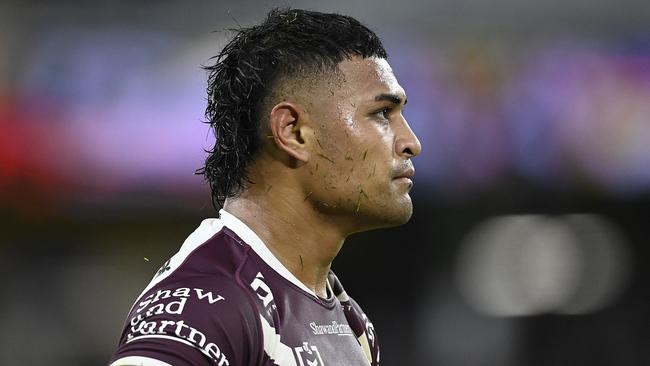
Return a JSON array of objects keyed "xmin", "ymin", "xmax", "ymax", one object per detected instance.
[{"xmin": 109, "ymin": 8, "xmax": 421, "ymax": 366}]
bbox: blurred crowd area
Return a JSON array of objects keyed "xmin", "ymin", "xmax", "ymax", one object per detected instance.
[{"xmin": 1, "ymin": 1, "xmax": 649, "ymax": 365}]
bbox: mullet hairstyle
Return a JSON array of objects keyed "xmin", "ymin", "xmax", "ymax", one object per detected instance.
[{"xmin": 197, "ymin": 7, "xmax": 388, "ymax": 209}]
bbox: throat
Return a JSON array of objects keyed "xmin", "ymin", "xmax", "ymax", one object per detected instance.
[{"xmin": 222, "ymin": 198, "xmax": 346, "ymax": 299}]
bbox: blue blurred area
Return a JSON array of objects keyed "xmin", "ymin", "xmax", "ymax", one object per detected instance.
[
  {"xmin": 2, "ymin": 3, "xmax": 649, "ymax": 209},
  {"xmin": 1, "ymin": 1, "xmax": 649, "ymax": 365}
]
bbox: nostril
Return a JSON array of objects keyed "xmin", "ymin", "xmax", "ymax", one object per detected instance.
[{"xmin": 404, "ymin": 147, "xmax": 413, "ymax": 156}]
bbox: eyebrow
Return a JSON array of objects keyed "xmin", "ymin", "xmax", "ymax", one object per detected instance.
[{"xmin": 374, "ymin": 93, "xmax": 407, "ymax": 106}]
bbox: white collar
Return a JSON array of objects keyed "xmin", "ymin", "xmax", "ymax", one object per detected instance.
[{"xmin": 219, "ymin": 209, "xmax": 318, "ymax": 298}]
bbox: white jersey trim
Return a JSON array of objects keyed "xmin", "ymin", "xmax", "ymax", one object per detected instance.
[
  {"xmin": 219, "ymin": 209, "xmax": 318, "ymax": 297},
  {"xmin": 130, "ymin": 209, "xmax": 317, "ymax": 313},
  {"xmin": 109, "ymin": 356, "xmax": 173, "ymax": 366},
  {"xmin": 126, "ymin": 334, "xmax": 215, "ymax": 360},
  {"xmin": 259, "ymin": 314, "xmax": 298, "ymax": 366},
  {"xmin": 127, "ymin": 218, "xmax": 226, "ymax": 313}
]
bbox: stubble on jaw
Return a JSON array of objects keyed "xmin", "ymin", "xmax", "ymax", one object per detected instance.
[
  {"xmin": 260, "ymin": 57, "xmax": 414, "ymax": 228},
  {"xmin": 301, "ymin": 67, "xmax": 392, "ymax": 222}
]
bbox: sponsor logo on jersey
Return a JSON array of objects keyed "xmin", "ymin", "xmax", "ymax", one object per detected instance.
[
  {"xmin": 125, "ymin": 287, "xmax": 230, "ymax": 365},
  {"xmin": 135, "ymin": 287, "xmax": 225, "ymax": 314},
  {"xmin": 309, "ymin": 321, "xmax": 353, "ymax": 336},
  {"xmin": 155, "ymin": 259, "xmax": 172, "ymax": 278},
  {"xmin": 294, "ymin": 342, "xmax": 324, "ymax": 366},
  {"xmin": 127, "ymin": 319, "xmax": 230, "ymax": 365}
]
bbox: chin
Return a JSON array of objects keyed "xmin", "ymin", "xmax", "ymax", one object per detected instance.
[
  {"xmin": 388, "ymin": 200, "xmax": 414, "ymax": 225},
  {"xmin": 361, "ymin": 195, "xmax": 413, "ymax": 231}
]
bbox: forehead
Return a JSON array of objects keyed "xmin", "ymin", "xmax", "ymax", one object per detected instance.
[{"xmin": 337, "ymin": 57, "xmax": 405, "ymax": 101}]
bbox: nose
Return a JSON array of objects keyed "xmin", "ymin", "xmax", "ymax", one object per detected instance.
[{"xmin": 394, "ymin": 117, "xmax": 422, "ymax": 158}]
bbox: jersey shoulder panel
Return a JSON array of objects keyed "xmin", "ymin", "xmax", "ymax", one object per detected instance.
[{"xmin": 110, "ymin": 227, "xmax": 265, "ymax": 366}]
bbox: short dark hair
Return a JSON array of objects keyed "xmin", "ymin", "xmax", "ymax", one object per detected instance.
[{"xmin": 197, "ymin": 7, "xmax": 388, "ymax": 209}]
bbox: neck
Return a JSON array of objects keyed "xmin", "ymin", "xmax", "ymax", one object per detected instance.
[{"xmin": 223, "ymin": 185, "xmax": 347, "ymax": 298}]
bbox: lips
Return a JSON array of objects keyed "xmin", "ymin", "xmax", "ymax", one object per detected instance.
[{"xmin": 393, "ymin": 167, "xmax": 415, "ymax": 180}]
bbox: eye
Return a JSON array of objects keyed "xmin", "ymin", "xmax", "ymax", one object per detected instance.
[{"xmin": 374, "ymin": 107, "xmax": 393, "ymax": 121}]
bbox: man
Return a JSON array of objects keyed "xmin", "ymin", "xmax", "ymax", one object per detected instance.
[{"xmin": 110, "ymin": 7, "xmax": 420, "ymax": 366}]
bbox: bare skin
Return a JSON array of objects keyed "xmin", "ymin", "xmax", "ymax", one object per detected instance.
[{"xmin": 224, "ymin": 56, "xmax": 421, "ymax": 298}]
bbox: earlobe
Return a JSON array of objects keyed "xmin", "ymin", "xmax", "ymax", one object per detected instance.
[{"xmin": 269, "ymin": 102, "xmax": 310, "ymax": 163}]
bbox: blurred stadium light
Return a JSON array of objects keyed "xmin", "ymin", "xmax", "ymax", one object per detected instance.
[{"xmin": 455, "ymin": 214, "xmax": 630, "ymax": 317}]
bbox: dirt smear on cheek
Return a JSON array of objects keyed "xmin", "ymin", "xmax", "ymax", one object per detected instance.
[
  {"xmin": 317, "ymin": 153, "xmax": 335, "ymax": 164},
  {"xmin": 355, "ymin": 188, "xmax": 369, "ymax": 212}
]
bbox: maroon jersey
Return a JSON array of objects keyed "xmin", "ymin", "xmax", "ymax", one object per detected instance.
[{"xmin": 109, "ymin": 210, "xmax": 380, "ymax": 366}]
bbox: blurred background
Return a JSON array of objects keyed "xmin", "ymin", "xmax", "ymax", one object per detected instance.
[{"xmin": 1, "ymin": 0, "xmax": 649, "ymax": 365}]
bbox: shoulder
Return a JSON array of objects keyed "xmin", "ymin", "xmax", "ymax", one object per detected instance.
[
  {"xmin": 110, "ymin": 220, "xmax": 268, "ymax": 366},
  {"xmin": 133, "ymin": 272, "xmax": 260, "ymax": 330},
  {"xmin": 112, "ymin": 271, "xmax": 264, "ymax": 366}
]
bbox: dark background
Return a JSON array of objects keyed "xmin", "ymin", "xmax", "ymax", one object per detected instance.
[{"xmin": 1, "ymin": 1, "xmax": 649, "ymax": 365}]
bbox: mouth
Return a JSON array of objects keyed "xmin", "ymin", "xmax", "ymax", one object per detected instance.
[{"xmin": 393, "ymin": 167, "xmax": 415, "ymax": 184}]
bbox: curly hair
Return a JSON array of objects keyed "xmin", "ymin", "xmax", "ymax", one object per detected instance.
[{"xmin": 196, "ymin": 7, "xmax": 388, "ymax": 209}]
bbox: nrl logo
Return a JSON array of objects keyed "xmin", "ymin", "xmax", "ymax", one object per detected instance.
[
  {"xmin": 293, "ymin": 342, "xmax": 324, "ymax": 366},
  {"xmin": 155, "ymin": 259, "xmax": 171, "ymax": 277}
]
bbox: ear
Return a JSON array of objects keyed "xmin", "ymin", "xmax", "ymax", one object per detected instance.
[{"xmin": 268, "ymin": 102, "xmax": 310, "ymax": 163}]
